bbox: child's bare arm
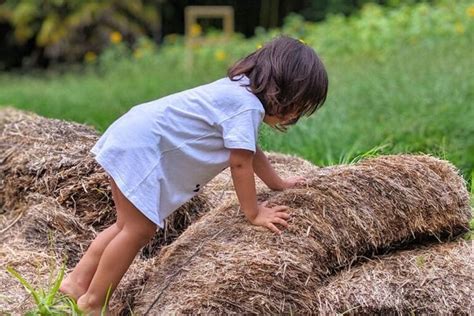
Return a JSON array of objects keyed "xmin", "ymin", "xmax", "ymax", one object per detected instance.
[
  {"xmin": 230, "ymin": 149, "xmax": 290, "ymax": 234},
  {"xmin": 253, "ymin": 146, "xmax": 306, "ymax": 190},
  {"xmin": 229, "ymin": 149, "xmax": 259, "ymax": 221}
]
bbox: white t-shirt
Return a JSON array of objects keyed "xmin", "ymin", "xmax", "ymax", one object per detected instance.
[{"xmin": 91, "ymin": 75, "xmax": 265, "ymax": 227}]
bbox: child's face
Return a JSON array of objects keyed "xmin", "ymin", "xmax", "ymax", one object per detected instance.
[{"xmin": 263, "ymin": 113, "xmax": 298, "ymax": 128}]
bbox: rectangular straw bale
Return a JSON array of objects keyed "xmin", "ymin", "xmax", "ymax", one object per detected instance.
[
  {"xmin": 1, "ymin": 108, "xmax": 324, "ymax": 314},
  {"xmin": 134, "ymin": 154, "xmax": 471, "ymax": 314},
  {"xmin": 315, "ymin": 239, "xmax": 473, "ymax": 314},
  {"xmin": 0, "ymin": 108, "xmax": 318, "ymax": 259},
  {"xmin": 0, "ymin": 108, "xmax": 212, "ymax": 254}
]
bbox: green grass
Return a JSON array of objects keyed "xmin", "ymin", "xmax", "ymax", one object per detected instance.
[
  {"xmin": 261, "ymin": 36, "xmax": 474, "ymax": 178},
  {"xmin": 6, "ymin": 265, "xmax": 114, "ymax": 315},
  {"xmin": 6, "ymin": 264, "xmax": 82, "ymax": 315},
  {"xmin": 1, "ymin": 35, "xmax": 471, "ymax": 181}
]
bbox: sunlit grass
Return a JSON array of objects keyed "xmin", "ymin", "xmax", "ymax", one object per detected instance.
[
  {"xmin": 6, "ymin": 264, "xmax": 115, "ymax": 315},
  {"xmin": 6, "ymin": 264, "xmax": 81, "ymax": 315},
  {"xmin": 259, "ymin": 36, "xmax": 473, "ymax": 180},
  {"xmin": 0, "ymin": 32, "xmax": 472, "ymax": 184}
]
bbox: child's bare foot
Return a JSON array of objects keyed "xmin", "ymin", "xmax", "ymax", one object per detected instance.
[
  {"xmin": 77, "ymin": 294, "xmax": 107, "ymax": 316},
  {"xmin": 59, "ymin": 276, "xmax": 87, "ymax": 301}
]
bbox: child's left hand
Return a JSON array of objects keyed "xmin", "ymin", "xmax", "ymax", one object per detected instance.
[{"xmin": 280, "ymin": 176, "xmax": 307, "ymax": 189}]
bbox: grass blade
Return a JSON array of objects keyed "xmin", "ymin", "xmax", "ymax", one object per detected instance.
[
  {"xmin": 46, "ymin": 264, "xmax": 65, "ymax": 305},
  {"xmin": 101, "ymin": 285, "xmax": 113, "ymax": 316},
  {"xmin": 6, "ymin": 266, "xmax": 42, "ymax": 306}
]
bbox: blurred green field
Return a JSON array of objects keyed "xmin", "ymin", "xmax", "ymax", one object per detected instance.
[{"xmin": 0, "ymin": 1, "xmax": 473, "ymax": 182}]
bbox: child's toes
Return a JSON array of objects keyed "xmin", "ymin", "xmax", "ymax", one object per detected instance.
[
  {"xmin": 77, "ymin": 294, "xmax": 106, "ymax": 316},
  {"xmin": 59, "ymin": 278, "xmax": 86, "ymax": 301}
]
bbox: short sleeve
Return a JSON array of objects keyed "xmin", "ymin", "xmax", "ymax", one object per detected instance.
[{"xmin": 219, "ymin": 109, "xmax": 263, "ymax": 152}]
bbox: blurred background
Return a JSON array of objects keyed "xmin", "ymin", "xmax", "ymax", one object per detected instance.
[{"xmin": 0, "ymin": 0, "xmax": 473, "ymax": 183}]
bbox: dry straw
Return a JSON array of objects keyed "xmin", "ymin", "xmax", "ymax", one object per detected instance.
[
  {"xmin": 0, "ymin": 107, "xmax": 209, "ymax": 313},
  {"xmin": 0, "ymin": 195, "xmax": 148, "ymax": 314},
  {"xmin": 0, "ymin": 107, "xmax": 315, "ymax": 313},
  {"xmin": 315, "ymin": 239, "xmax": 473, "ymax": 314},
  {"xmin": 1, "ymin": 107, "xmax": 472, "ymax": 314},
  {"xmin": 134, "ymin": 155, "xmax": 471, "ymax": 314},
  {"xmin": 0, "ymin": 107, "xmax": 210, "ymax": 258}
]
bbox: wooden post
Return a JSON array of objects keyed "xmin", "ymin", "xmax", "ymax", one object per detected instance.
[{"xmin": 184, "ymin": 6, "xmax": 234, "ymax": 70}]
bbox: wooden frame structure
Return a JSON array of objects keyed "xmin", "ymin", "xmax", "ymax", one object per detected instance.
[
  {"xmin": 185, "ymin": 5, "xmax": 234, "ymax": 39},
  {"xmin": 184, "ymin": 6, "xmax": 234, "ymax": 69}
]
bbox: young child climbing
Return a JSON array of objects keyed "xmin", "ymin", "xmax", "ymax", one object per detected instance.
[{"xmin": 60, "ymin": 35, "xmax": 328, "ymax": 314}]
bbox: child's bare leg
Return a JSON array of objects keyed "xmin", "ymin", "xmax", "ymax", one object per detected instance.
[
  {"xmin": 60, "ymin": 177, "xmax": 123, "ymax": 300},
  {"xmin": 60, "ymin": 224, "xmax": 121, "ymax": 300},
  {"xmin": 77, "ymin": 182, "xmax": 157, "ymax": 314}
]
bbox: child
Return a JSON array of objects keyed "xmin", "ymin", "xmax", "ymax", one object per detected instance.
[{"xmin": 60, "ymin": 35, "xmax": 328, "ymax": 314}]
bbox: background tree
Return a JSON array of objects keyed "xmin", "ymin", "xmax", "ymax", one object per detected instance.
[{"xmin": 0, "ymin": 0, "xmax": 162, "ymax": 68}]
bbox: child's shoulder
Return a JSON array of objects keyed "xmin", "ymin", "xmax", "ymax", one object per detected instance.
[{"xmin": 206, "ymin": 76, "xmax": 262, "ymax": 109}]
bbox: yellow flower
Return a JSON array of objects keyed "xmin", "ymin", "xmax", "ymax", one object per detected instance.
[
  {"xmin": 165, "ymin": 33, "xmax": 178, "ymax": 44},
  {"xmin": 467, "ymin": 5, "xmax": 474, "ymax": 18},
  {"xmin": 455, "ymin": 22, "xmax": 465, "ymax": 34},
  {"xmin": 256, "ymin": 44, "xmax": 263, "ymax": 49},
  {"xmin": 214, "ymin": 49, "xmax": 226, "ymax": 61},
  {"xmin": 133, "ymin": 49, "xmax": 143, "ymax": 59},
  {"xmin": 110, "ymin": 31, "xmax": 122, "ymax": 44},
  {"xmin": 189, "ymin": 23, "xmax": 202, "ymax": 37},
  {"xmin": 84, "ymin": 51, "xmax": 97, "ymax": 63}
]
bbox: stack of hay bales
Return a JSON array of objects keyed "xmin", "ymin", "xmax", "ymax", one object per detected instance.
[
  {"xmin": 133, "ymin": 154, "xmax": 471, "ymax": 314},
  {"xmin": 0, "ymin": 107, "xmax": 314, "ymax": 313},
  {"xmin": 1, "ymin": 107, "xmax": 472, "ymax": 314},
  {"xmin": 315, "ymin": 239, "xmax": 472, "ymax": 314},
  {"xmin": 0, "ymin": 107, "xmax": 208, "ymax": 313}
]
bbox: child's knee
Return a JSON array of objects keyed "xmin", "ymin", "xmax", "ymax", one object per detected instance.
[
  {"xmin": 141, "ymin": 223, "xmax": 157, "ymax": 241},
  {"xmin": 125, "ymin": 223, "xmax": 156, "ymax": 245}
]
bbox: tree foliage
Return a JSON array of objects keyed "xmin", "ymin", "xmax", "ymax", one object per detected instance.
[{"xmin": 0, "ymin": 0, "xmax": 162, "ymax": 68}]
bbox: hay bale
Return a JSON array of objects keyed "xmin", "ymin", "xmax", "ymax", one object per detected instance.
[
  {"xmin": 0, "ymin": 107, "xmax": 111, "ymax": 227},
  {"xmin": 0, "ymin": 199, "xmax": 68, "ymax": 314},
  {"xmin": 134, "ymin": 155, "xmax": 471, "ymax": 314},
  {"xmin": 0, "ymin": 107, "xmax": 319, "ymax": 259},
  {"xmin": 1, "ymin": 107, "xmax": 323, "ymax": 314},
  {"xmin": 315, "ymin": 239, "xmax": 473, "ymax": 314},
  {"xmin": 205, "ymin": 152, "xmax": 318, "ymax": 207},
  {"xmin": 0, "ymin": 108, "xmax": 213, "ymax": 254}
]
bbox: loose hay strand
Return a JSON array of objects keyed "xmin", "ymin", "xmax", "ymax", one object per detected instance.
[{"xmin": 144, "ymin": 228, "xmax": 225, "ymax": 315}]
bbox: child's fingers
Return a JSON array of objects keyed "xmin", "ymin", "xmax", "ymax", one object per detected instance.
[
  {"xmin": 272, "ymin": 217, "xmax": 289, "ymax": 228},
  {"xmin": 294, "ymin": 176, "xmax": 307, "ymax": 184},
  {"xmin": 267, "ymin": 223, "xmax": 281, "ymax": 234},
  {"xmin": 276, "ymin": 212, "xmax": 290, "ymax": 220},
  {"xmin": 272, "ymin": 205, "xmax": 288, "ymax": 212}
]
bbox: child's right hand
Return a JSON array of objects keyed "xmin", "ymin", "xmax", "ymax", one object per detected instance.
[{"xmin": 250, "ymin": 201, "xmax": 290, "ymax": 234}]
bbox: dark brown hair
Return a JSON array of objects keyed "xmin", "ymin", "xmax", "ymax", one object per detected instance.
[{"xmin": 228, "ymin": 35, "xmax": 328, "ymax": 129}]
